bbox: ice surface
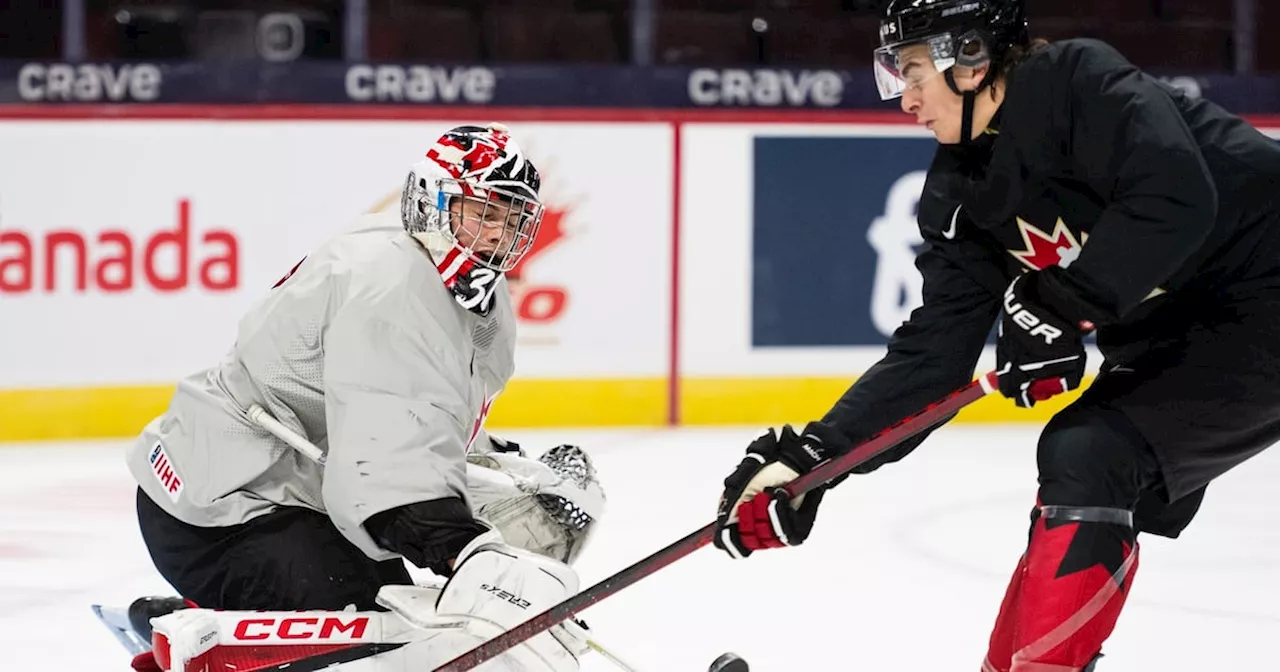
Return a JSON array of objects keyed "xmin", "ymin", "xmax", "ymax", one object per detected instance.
[{"xmin": 2, "ymin": 424, "xmax": 1277, "ymax": 670}]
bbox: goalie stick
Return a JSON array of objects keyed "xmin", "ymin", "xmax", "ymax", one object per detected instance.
[{"xmin": 432, "ymin": 370, "xmax": 1002, "ymax": 671}]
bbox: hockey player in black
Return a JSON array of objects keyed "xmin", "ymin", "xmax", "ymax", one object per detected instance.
[{"xmin": 711, "ymin": 1, "xmax": 1280, "ymax": 669}]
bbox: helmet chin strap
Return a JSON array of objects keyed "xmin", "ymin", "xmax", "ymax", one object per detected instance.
[
  {"xmin": 961, "ymin": 90, "xmax": 978, "ymax": 145},
  {"xmin": 945, "ymin": 68, "xmax": 987, "ymax": 146}
]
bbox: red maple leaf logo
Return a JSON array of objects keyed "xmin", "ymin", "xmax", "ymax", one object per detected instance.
[
  {"xmin": 508, "ymin": 203, "xmax": 570, "ymax": 281},
  {"xmin": 1009, "ymin": 217, "xmax": 1085, "ymax": 271}
]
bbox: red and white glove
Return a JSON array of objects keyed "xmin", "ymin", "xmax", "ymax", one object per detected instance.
[{"xmin": 712, "ymin": 423, "xmax": 844, "ymax": 558}]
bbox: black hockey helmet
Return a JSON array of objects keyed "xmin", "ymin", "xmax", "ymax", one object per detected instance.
[{"xmin": 874, "ymin": 0, "xmax": 1028, "ymax": 101}]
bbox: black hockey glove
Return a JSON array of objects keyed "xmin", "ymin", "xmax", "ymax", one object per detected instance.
[
  {"xmin": 997, "ymin": 273, "xmax": 1089, "ymax": 408},
  {"xmin": 363, "ymin": 497, "xmax": 490, "ymax": 576},
  {"xmin": 713, "ymin": 422, "xmax": 845, "ymax": 559}
]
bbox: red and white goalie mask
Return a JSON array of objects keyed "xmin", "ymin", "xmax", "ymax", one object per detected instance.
[{"xmin": 401, "ymin": 122, "xmax": 544, "ymax": 314}]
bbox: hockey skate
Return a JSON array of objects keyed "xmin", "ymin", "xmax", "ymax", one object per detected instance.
[{"xmin": 91, "ymin": 596, "xmax": 190, "ymax": 657}]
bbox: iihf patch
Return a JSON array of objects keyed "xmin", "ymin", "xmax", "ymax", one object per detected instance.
[{"xmin": 148, "ymin": 441, "xmax": 184, "ymax": 502}]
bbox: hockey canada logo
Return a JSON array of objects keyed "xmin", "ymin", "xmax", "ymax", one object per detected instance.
[
  {"xmin": 1008, "ymin": 215, "xmax": 1166, "ymax": 302},
  {"xmin": 1008, "ymin": 217, "xmax": 1086, "ymax": 271},
  {"xmin": 505, "ymin": 199, "xmax": 572, "ymax": 328}
]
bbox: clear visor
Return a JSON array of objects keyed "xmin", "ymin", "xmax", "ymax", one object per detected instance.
[
  {"xmin": 440, "ymin": 178, "xmax": 544, "ymax": 273},
  {"xmin": 873, "ymin": 33, "xmax": 958, "ymax": 100}
]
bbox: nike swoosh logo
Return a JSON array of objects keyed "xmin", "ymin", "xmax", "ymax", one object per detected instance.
[{"xmin": 942, "ymin": 205, "xmax": 961, "ymax": 239}]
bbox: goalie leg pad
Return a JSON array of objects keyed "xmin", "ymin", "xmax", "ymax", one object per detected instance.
[{"xmin": 430, "ymin": 530, "xmax": 584, "ymax": 672}]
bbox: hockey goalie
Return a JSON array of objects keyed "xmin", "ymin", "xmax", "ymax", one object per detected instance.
[{"xmin": 95, "ymin": 123, "xmax": 609, "ymax": 671}]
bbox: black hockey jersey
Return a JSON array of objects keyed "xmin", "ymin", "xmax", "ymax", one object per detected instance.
[{"xmin": 821, "ymin": 38, "xmax": 1280, "ymax": 472}]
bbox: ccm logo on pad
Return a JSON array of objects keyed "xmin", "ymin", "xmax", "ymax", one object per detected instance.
[{"xmin": 232, "ymin": 616, "xmax": 370, "ymax": 641}]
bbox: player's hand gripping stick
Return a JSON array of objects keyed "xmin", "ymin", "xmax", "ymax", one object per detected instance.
[{"xmin": 431, "ymin": 371, "xmax": 1001, "ymax": 671}]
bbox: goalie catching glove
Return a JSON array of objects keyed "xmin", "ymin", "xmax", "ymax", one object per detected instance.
[{"xmin": 713, "ymin": 422, "xmax": 846, "ymax": 558}]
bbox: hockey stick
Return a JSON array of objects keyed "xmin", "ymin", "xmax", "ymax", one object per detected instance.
[{"xmin": 432, "ymin": 371, "xmax": 1001, "ymax": 671}]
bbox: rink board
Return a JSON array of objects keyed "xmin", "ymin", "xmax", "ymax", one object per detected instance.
[{"xmin": 1, "ymin": 106, "xmax": 1276, "ymax": 440}]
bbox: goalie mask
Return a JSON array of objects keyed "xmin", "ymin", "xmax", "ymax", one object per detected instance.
[
  {"xmin": 465, "ymin": 445, "xmax": 605, "ymax": 565},
  {"xmin": 402, "ymin": 122, "xmax": 544, "ymax": 315}
]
